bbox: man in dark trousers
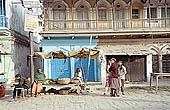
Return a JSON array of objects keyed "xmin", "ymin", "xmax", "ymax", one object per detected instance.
[{"xmin": 13, "ymin": 74, "xmax": 30, "ymax": 99}]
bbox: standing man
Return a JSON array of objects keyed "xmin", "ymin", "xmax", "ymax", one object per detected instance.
[{"xmin": 118, "ymin": 61, "xmax": 127, "ymax": 95}]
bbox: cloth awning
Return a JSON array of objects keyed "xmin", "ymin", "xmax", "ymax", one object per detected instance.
[
  {"xmin": 34, "ymin": 49, "xmax": 99, "ymax": 59},
  {"xmin": 70, "ymin": 49, "xmax": 99, "ymax": 59}
]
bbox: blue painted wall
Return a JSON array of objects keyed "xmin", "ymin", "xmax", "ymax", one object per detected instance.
[
  {"xmin": 41, "ymin": 36, "xmax": 101, "ymax": 82},
  {"xmin": 0, "ymin": 0, "xmax": 7, "ymax": 27}
]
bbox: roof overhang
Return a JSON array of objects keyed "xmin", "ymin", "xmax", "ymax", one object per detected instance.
[{"xmin": 40, "ymin": 28, "xmax": 170, "ymax": 37}]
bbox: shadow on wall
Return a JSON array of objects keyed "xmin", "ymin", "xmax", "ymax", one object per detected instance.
[{"xmin": 12, "ymin": 38, "xmax": 30, "ymax": 78}]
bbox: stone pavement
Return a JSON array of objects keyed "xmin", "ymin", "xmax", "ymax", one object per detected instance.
[{"xmin": 0, "ymin": 88, "xmax": 170, "ymax": 110}]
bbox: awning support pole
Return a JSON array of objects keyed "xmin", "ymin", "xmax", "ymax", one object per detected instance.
[
  {"xmin": 79, "ymin": 59, "xmax": 85, "ymax": 82},
  {"xmin": 85, "ymin": 35, "xmax": 93, "ymax": 87}
]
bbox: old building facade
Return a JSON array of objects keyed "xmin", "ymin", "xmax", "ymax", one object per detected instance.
[
  {"xmin": 0, "ymin": 0, "xmax": 42, "ymax": 83},
  {"xmin": 40, "ymin": 0, "xmax": 170, "ymax": 84}
]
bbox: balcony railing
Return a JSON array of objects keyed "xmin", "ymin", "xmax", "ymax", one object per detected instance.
[
  {"xmin": 44, "ymin": 18, "xmax": 170, "ymax": 31},
  {"xmin": 0, "ymin": 15, "xmax": 8, "ymax": 28}
]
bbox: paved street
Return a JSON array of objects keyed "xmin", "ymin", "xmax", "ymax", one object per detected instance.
[{"xmin": 0, "ymin": 88, "xmax": 170, "ymax": 110}]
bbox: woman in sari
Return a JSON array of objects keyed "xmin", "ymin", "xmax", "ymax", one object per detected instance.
[
  {"xmin": 32, "ymin": 69, "xmax": 46, "ymax": 96},
  {"xmin": 109, "ymin": 58, "xmax": 120, "ymax": 97}
]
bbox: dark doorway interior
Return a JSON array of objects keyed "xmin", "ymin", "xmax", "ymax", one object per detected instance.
[
  {"xmin": 153, "ymin": 54, "xmax": 170, "ymax": 73},
  {"xmin": 106, "ymin": 55, "xmax": 147, "ymax": 82}
]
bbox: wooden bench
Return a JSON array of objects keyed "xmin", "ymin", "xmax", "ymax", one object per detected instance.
[{"xmin": 150, "ymin": 73, "xmax": 170, "ymax": 93}]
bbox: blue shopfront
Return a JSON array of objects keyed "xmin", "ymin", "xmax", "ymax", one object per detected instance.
[{"xmin": 41, "ymin": 36, "xmax": 101, "ymax": 82}]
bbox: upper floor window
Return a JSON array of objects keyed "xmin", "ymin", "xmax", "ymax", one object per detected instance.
[
  {"xmin": 115, "ymin": 9, "xmax": 125, "ymax": 20},
  {"xmin": 53, "ymin": 4, "xmax": 66, "ymax": 20},
  {"xmin": 53, "ymin": 10, "xmax": 66, "ymax": 20},
  {"xmin": 161, "ymin": 8, "xmax": 170, "ymax": 18},
  {"xmin": 98, "ymin": 8, "xmax": 106, "ymax": 20},
  {"xmin": 147, "ymin": 8, "xmax": 157, "ymax": 18},
  {"xmin": 132, "ymin": 8, "xmax": 140, "ymax": 19},
  {"xmin": 77, "ymin": 10, "xmax": 89, "ymax": 20}
]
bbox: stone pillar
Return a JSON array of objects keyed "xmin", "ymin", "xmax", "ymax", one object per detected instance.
[
  {"xmin": 100, "ymin": 52, "xmax": 106, "ymax": 85},
  {"xmin": 147, "ymin": 54, "xmax": 153, "ymax": 82}
]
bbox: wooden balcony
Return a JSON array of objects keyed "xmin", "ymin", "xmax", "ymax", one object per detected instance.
[{"xmin": 43, "ymin": 18, "xmax": 170, "ymax": 35}]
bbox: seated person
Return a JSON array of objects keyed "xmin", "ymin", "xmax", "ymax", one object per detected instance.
[
  {"xmin": 13, "ymin": 74, "xmax": 31, "ymax": 99},
  {"xmin": 32, "ymin": 68, "xmax": 46, "ymax": 96},
  {"xmin": 72, "ymin": 68, "xmax": 82, "ymax": 82}
]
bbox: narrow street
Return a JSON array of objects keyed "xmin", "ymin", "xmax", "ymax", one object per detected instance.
[{"xmin": 0, "ymin": 87, "xmax": 170, "ymax": 110}]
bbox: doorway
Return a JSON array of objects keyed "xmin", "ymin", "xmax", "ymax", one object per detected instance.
[{"xmin": 106, "ymin": 55, "xmax": 147, "ymax": 82}]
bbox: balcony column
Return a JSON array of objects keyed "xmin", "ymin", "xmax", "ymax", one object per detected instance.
[
  {"xmin": 66, "ymin": 8, "xmax": 70, "ymax": 20},
  {"xmin": 48, "ymin": 8, "xmax": 52, "ymax": 30},
  {"xmin": 93, "ymin": 8, "xmax": 97, "ymax": 29},
  {"xmin": 66, "ymin": 8, "xmax": 70, "ymax": 29},
  {"xmin": 130, "ymin": 0, "xmax": 133, "ymax": 28},
  {"xmin": 89, "ymin": 8, "xmax": 93, "ymax": 29},
  {"xmin": 125, "ymin": 7, "xmax": 129, "ymax": 28},
  {"xmin": 148, "ymin": 0, "xmax": 151, "ymax": 28},
  {"xmin": 113, "ymin": 6, "xmax": 116, "ymax": 30},
  {"xmin": 165, "ymin": 0, "xmax": 167, "ymax": 27},
  {"xmin": 143, "ymin": 7, "xmax": 147, "ymax": 28},
  {"xmin": 110, "ymin": 8, "xmax": 113, "ymax": 29},
  {"xmin": 72, "ymin": 8, "xmax": 76, "ymax": 29},
  {"xmin": 48, "ymin": 8, "xmax": 53, "ymax": 20},
  {"xmin": 157, "ymin": 6, "xmax": 161, "ymax": 27}
]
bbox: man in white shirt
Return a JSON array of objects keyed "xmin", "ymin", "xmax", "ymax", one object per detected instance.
[{"xmin": 118, "ymin": 61, "xmax": 127, "ymax": 95}]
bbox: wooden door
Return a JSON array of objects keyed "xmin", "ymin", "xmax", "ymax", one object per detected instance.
[
  {"xmin": 74, "ymin": 58, "xmax": 95, "ymax": 81},
  {"xmin": 125, "ymin": 56, "xmax": 146, "ymax": 82},
  {"xmin": 107, "ymin": 55, "xmax": 146, "ymax": 82},
  {"xmin": 51, "ymin": 58, "xmax": 71, "ymax": 79}
]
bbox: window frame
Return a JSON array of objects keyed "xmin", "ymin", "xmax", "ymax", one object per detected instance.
[
  {"xmin": 147, "ymin": 7, "xmax": 157, "ymax": 18},
  {"xmin": 76, "ymin": 10, "xmax": 89, "ymax": 20},
  {"xmin": 98, "ymin": 7, "xmax": 107, "ymax": 20},
  {"xmin": 161, "ymin": 7, "xmax": 170, "ymax": 18},
  {"xmin": 132, "ymin": 8, "xmax": 140, "ymax": 19},
  {"xmin": 53, "ymin": 9, "xmax": 66, "ymax": 20}
]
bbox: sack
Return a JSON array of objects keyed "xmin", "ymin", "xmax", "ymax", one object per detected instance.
[{"xmin": 0, "ymin": 84, "xmax": 6, "ymax": 98}]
